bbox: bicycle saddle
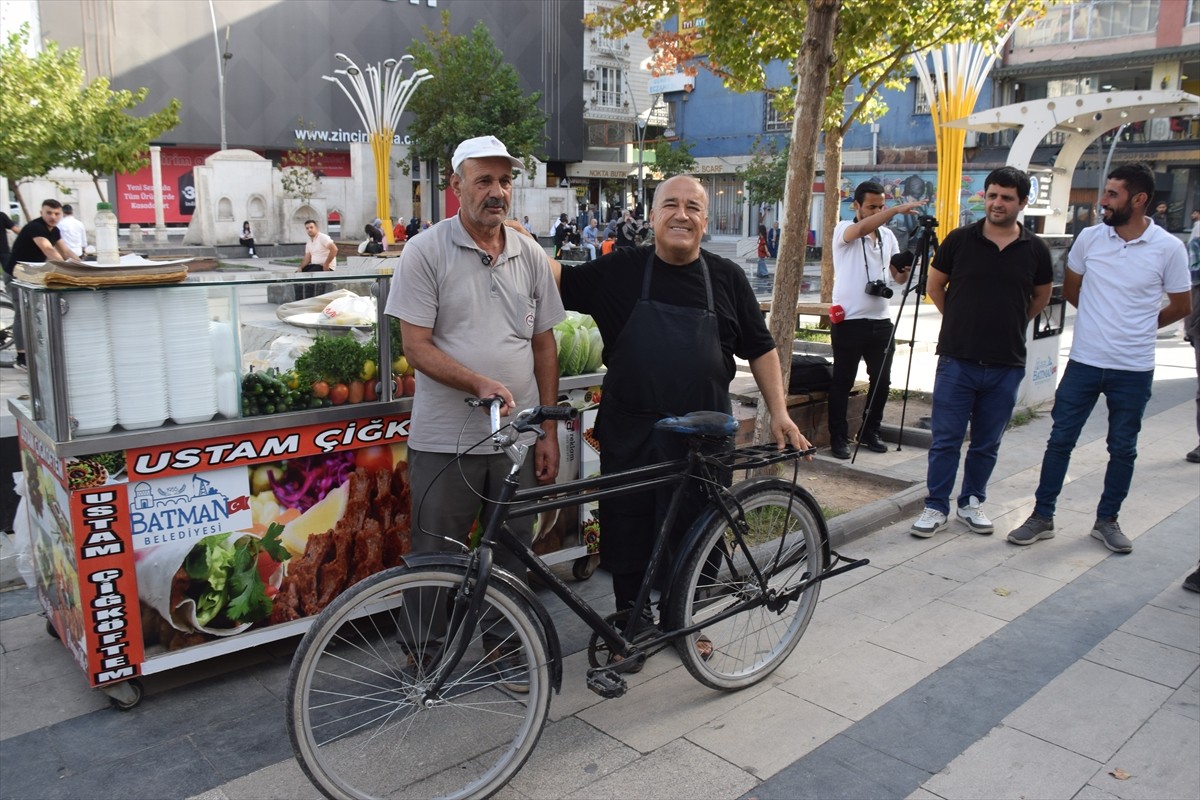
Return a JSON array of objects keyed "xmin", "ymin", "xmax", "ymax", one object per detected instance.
[{"xmin": 653, "ymin": 411, "xmax": 738, "ymax": 436}]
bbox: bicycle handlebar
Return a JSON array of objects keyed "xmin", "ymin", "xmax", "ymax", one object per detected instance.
[{"xmin": 465, "ymin": 396, "xmax": 579, "ymax": 441}]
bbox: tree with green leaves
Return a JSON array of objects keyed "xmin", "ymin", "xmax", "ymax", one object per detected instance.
[
  {"xmin": 0, "ymin": 27, "xmax": 80, "ymax": 218},
  {"xmin": 738, "ymin": 137, "xmax": 788, "ymax": 208},
  {"xmin": 405, "ymin": 11, "xmax": 548, "ymax": 186},
  {"xmin": 589, "ymin": 0, "xmax": 1047, "ymax": 301},
  {"xmin": 651, "ymin": 139, "xmax": 696, "ymax": 179},
  {"xmin": 1, "ymin": 25, "xmax": 181, "ymax": 212},
  {"xmin": 65, "ymin": 78, "xmax": 181, "ymax": 201}
]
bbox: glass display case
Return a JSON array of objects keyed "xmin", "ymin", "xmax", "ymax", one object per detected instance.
[{"xmin": 13, "ymin": 268, "xmax": 404, "ymax": 452}]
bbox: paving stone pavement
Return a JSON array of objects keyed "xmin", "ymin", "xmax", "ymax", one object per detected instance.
[{"xmin": 1, "ymin": 307, "xmax": 1197, "ymax": 800}]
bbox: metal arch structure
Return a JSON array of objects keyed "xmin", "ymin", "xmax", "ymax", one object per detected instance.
[{"xmin": 947, "ymin": 89, "xmax": 1199, "ymax": 234}]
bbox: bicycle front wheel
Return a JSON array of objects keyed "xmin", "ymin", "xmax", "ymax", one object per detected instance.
[
  {"xmin": 668, "ymin": 480, "xmax": 826, "ymax": 691},
  {"xmin": 287, "ymin": 564, "xmax": 552, "ymax": 800}
]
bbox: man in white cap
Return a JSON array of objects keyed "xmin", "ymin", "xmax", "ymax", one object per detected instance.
[{"xmin": 385, "ymin": 135, "xmax": 565, "ymax": 690}]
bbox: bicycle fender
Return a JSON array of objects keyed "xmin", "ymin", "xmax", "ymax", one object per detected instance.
[
  {"xmin": 661, "ymin": 477, "xmax": 831, "ymax": 613},
  {"xmin": 399, "ymin": 552, "xmax": 564, "ymax": 694}
]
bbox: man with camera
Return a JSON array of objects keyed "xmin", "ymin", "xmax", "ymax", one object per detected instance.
[
  {"xmin": 827, "ymin": 181, "xmax": 924, "ymax": 459},
  {"xmin": 911, "ymin": 167, "xmax": 1053, "ymax": 538}
]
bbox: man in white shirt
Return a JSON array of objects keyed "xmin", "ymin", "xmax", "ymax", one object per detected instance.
[
  {"xmin": 298, "ymin": 218, "xmax": 337, "ymax": 299},
  {"xmin": 827, "ymin": 181, "xmax": 923, "ymax": 459},
  {"xmin": 1008, "ymin": 163, "xmax": 1191, "ymax": 554},
  {"xmin": 57, "ymin": 204, "xmax": 88, "ymax": 256}
]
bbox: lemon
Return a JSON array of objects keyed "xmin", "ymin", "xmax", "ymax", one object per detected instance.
[{"xmin": 280, "ymin": 481, "xmax": 349, "ymax": 557}]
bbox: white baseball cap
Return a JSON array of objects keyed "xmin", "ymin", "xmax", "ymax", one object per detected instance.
[{"xmin": 451, "ymin": 135, "xmax": 523, "ymax": 172}]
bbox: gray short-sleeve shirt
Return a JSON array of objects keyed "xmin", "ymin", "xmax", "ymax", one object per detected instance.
[{"xmin": 385, "ymin": 216, "xmax": 565, "ymax": 452}]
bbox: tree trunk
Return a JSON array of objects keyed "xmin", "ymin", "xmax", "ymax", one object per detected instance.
[
  {"xmin": 819, "ymin": 129, "xmax": 843, "ymax": 304},
  {"xmin": 92, "ymin": 176, "xmax": 108, "ymax": 204},
  {"xmin": 754, "ymin": 0, "xmax": 842, "ymax": 444}
]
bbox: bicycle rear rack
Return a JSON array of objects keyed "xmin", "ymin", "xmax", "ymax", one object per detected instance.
[{"xmin": 712, "ymin": 443, "xmax": 815, "ymax": 471}]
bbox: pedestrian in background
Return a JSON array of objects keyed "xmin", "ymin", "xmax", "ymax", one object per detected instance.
[
  {"xmin": 766, "ymin": 220, "xmax": 780, "ymax": 259},
  {"xmin": 5, "ymin": 199, "xmax": 78, "ymax": 371},
  {"xmin": 239, "ymin": 221, "xmax": 257, "ymax": 258},
  {"xmin": 297, "ymin": 218, "xmax": 337, "ymax": 299},
  {"xmin": 1008, "ymin": 163, "xmax": 1191, "ymax": 553},
  {"xmin": 911, "ymin": 167, "xmax": 1053, "ymax": 538},
  {"xmin": 58, "ymin": 204, "xmax": 88, "ymax": 256},
  {"xmin": 756, "ymin": 224, "xmax": 769, "ymax": 278}
]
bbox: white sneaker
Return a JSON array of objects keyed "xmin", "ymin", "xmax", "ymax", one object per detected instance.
[
  {"xmin": 911, "ymin": 508, "xmax": 948, "ymax": 538},
  {"xmin": 956, "ymin": 496, "xmax": 994, "ymax": 534}
]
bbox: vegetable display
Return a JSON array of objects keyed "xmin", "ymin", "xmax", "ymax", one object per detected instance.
[{"xmin": 554, "ymin": 313, "xmax": 604, "ymax": 377}]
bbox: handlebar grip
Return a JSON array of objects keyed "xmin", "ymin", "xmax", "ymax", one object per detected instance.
[{"xmin": 537, "ymin": 405, "xmax": 578, "ymax": 421}]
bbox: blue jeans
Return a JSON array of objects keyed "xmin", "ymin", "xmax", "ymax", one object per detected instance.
[
  {"xmin": 925, "ymin": 356, "xmax": 1024, "ymax": 515},
  {"xmin": 1033, "ymin": 359, "xmax": 1153, "ymax": 520},
  {"xmin": 757, "ymin": 257, "xmax": 768, "ymax": 277}
]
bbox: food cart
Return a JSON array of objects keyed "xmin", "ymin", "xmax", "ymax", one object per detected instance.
[{"xmin": 8, "ymin": 263, "xmax": 600, "ymax": 708}]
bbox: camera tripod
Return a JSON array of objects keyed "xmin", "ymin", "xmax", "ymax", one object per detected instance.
[{"xmin": 849, "ymin": 214, "xmax": 938, "ymax": 461}]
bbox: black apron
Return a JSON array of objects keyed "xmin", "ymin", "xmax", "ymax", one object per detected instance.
[{"xmin": 595, "ymin": 252, "xmax": 731, "ymax": 576}]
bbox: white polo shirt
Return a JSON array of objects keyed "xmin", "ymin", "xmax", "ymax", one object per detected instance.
[{"xmin": 1067, "ymin": 219, "xmax": 1189, "ymax": 372}]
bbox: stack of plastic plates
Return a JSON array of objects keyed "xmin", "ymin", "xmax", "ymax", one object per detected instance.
[
  {"xmin": 62, "ymin": 292, "xmax": 116, "ymax": 436},
  {"xmin": 161, "ymin": 288, "xmax": 218, "ymax": 425},
  {"xmin": 107, "ymin": 289, "xmax": 169, "ymax": 430}
]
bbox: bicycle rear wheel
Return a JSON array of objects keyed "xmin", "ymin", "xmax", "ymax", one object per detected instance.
[
  {"xmin": 287, "ymin": 564, "xmax": 551, "ymax": 800},
  {"xmin": 667, "ymin": 479, "xmax": 825, "ymax": 691}
]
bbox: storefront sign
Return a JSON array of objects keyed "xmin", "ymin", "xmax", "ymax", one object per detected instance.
[
  {"xmin": 72, "ymin": 483, "xmax": 145, "ymax": 687},
  {"xmin": 127, "ymin": 415, "xmax": 411, "ymax": 480},
  {"xmin": 647, "ymin": 73, "xmax": 695, "ymax": 94},
  {"xmin": 566, "ymin": 160, "xmax": 635, "ymax": 180}
]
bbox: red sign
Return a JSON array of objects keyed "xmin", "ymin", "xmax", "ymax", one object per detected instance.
[
  {"xmin": 71, "ymin": 483, "xmax": 146, "ymax": 687},
  {"xmin": 126, "ymin": 414, "xmax": 412, "ymax": 480}
]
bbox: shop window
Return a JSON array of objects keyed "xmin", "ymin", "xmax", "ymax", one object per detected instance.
[{"xmin": 1013, "ymin": 0, "xmax": 1158, "ymax": 46}]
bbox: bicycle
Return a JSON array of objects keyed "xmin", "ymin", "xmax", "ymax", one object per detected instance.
[{"xmin": 287, "ymin": 397, "xmax": 869, "ymax": 800}]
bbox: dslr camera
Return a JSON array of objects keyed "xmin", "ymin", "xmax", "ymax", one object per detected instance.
[{"xmin": 864, "ymin": 279, "xmax": 894, "ymax": 299}]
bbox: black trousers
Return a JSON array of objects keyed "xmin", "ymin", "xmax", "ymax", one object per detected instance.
[{"xmin": 829, "ymin": 317, "xmax": 894, "ymax": 442}]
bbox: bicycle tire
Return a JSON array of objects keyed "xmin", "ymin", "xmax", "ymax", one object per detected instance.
[
  {"xmin": 667, "ymin": 479, "xmax": 826, "ymax": 691},
  {"xmin": 287, "ymin": 563, "xmax": 552, "ymax": 800}
]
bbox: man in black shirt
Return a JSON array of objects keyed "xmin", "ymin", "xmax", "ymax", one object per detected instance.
[
  {"xmin": 911, "ymin": 167, "xmax": 1053, "ymax": 538},
  {"xmin": 4, "ymin": 199, "xmax": 77, "ymax": 369},
  {"xmin": 546, "ymin": 174, "xmax": 808, "ymax": 618}
]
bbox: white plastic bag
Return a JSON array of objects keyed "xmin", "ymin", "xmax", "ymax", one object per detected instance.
[
  {"xmin": 10, "ymin": 471, "xmax": 36, "ymax": 589},
  {"xmin": 322, "ymin": 294, "xmax": 377, "ymax": 326}
]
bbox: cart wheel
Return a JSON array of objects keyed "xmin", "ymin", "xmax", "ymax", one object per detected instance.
[
  {"xmin": 105, "ymin": 679, "xmax": 143, "ymax": 711},
  {"xmin": 45, "ymin": 620, "xmax": 60, "ymax": 640},
  {"xmin": 572, "ymin": 554, "xmax": 599, "ymax": 581}
]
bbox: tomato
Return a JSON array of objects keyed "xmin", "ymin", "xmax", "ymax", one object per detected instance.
[
  {"xmin": 402, "ymin": 375, "xmax": 417, "ymax": 397},
  {"xmin": 311, "ymin": 380, "xmax": 330, "ymax": 399},
  {"xmin": 363, "ymin": 379, "xmax": 379, "ymax": 402},
  {"xmin": 330, "ymin": 383, "xmax": 349, "ymax": 405},
  {"xmin": 394, "ymin": 376, "xmax": 406, "ymax": 397},
  {"xmin": 355, "ymin": 445, "xmax": 393, "ymax": 473},
  {"xmin": 347, "ymin": 380, "xmax": 365, "ymax": 404},
  {"xmin": 256, "ymin": 550, "xmax": 278, "ymax": 584},
  {"xmin": 264, "ymin": 584, "xmax": 279, "ymax": 599}
]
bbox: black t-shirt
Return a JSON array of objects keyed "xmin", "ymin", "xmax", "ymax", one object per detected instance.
[
  {"xmin": 0, "ymin": 212, "xmax": 14, "ymax": 260},
  {"xmin": 934, "ymin": 220, "xmax": 1053, "ymax": 367},
  {"xmin": 559, "ymin": 245, "xmax": 775, "ymax": 383},
  {"xmin": 5, "ymin": 217, "xmax": 60, "ymax": 275}
]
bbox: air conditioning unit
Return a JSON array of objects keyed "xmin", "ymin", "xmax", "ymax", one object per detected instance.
[{"xmin": 585, "ymin": 69, "xmax": 597, "ymax": 82}]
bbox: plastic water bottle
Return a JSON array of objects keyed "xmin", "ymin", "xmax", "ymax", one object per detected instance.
[{"xmin": 95, "ymin": 202, "xmax": 120, "ymax": 264}]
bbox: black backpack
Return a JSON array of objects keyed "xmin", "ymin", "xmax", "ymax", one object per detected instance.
[{"xmin": 788, "ymin": 354, "xmax": 833, "ymax": 394}]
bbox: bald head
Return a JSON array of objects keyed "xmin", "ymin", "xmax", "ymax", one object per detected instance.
[{"xmin": 651, "ymin": 175, "xmax": 708, "ymax": 264}]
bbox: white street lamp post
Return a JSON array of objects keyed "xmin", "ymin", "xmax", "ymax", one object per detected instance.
[
  {"xmin": 207, "ymin": 1, "xmax": 231, "ymax": 151},
  {"xmin": 627, "ymin": 82, "xmax": 663, "ymax": 214},
  {"xmin": 323, "ymin": 53, "xmax": 432, "ymax": 243}
]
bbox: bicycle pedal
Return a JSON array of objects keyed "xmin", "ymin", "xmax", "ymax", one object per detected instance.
[{"xmin": 585, "ymin": 668, "xmax": 628, "ymax": 699}]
